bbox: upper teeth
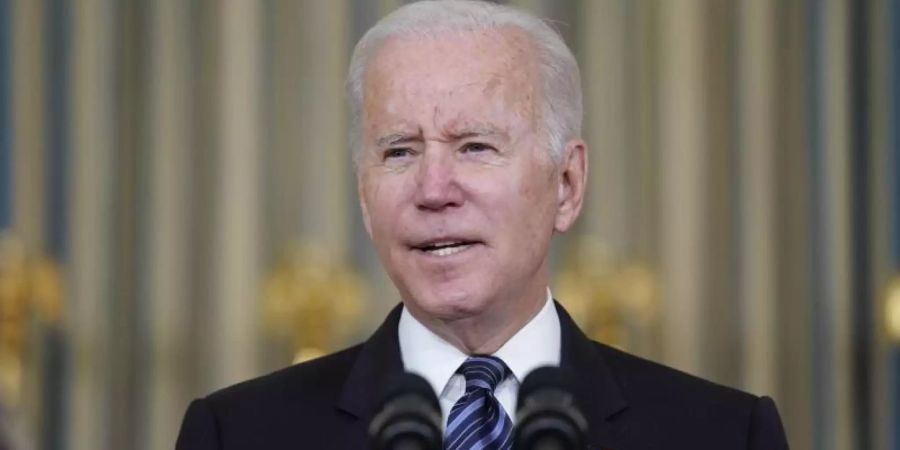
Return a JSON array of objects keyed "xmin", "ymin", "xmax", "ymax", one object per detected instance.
[
  {"xmin": 430, "ymin": 241, "xmax": 461, "ymax": 248},
  {"xmin": 426, "ymin": 243, "xmax": 472, "ymax": 256}
]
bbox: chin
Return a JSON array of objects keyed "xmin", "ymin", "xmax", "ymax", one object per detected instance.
[{"xmin": 408, "ymin": 284, "xmax": 493, "ymax": 321}]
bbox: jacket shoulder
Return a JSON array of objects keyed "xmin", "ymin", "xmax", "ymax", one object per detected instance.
[
  {"xmin": 205, "ymin": 344, "xmax": 363, "ymax": 412},
  {"xmin": 177, "ymin": 344, "xmax": 366, "ymax": 449},
  {"xmin": 593, "ymin": 342, "xmax": 783, "ymax": 448},
  {"xmin": 595, "ymin": 342, "xmax": 757, "ymax": 407}
]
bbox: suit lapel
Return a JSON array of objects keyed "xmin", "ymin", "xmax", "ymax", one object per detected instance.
[
  {"xmin": 556, "ymin": 301, "xmax": 629, "ymax": 450},
  {"xmin": 334, "ymin": 303, "xmax": 406, "ymax": 449}
]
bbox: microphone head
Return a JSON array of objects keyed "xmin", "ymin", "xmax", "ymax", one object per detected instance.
[
  {"xmin": 516, "ymin": 366, "xmax": 579, "ymax": 411},
  {"xmin": 368, "ymin": 372, "xmax": 443, "ymax": 450},
  {"xmin": 380, "ymin": 371, "xmax": 441, "ymax": 411},
  {"xmin": 515, "ymin": 366, "xmax": 588, "ymax": 450}
]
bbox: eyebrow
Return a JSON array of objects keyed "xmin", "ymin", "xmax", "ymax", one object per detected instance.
[
  {"xmin": 376, "ymin": 133, "xmax": 420, "ymax": 148},
  {"xmin": 374, "ymin": 126, "xmax": 507, "ymax": 148},
  {"xmin": 442, "ymin": 121, "xmax": 511, "ymax": 141},
  {"xmin": 447, "ymin": 128, "xmax": 506, "ymax": 140}
]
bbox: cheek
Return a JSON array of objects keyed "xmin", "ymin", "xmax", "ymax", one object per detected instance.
[
  {"xmin": 516, "ymin": 163, "xmax": 558, "ymax": 216},
  {"xmin": 515, "ymin": 177, "xmax": 558, "ymax": 253},
  {"xmin": 364, "ymin": 180, "xmax": 397, "ymax": 235},
  {"xmin": 365, "ymin": 175, "xmax": 416, "ymax": 243},
  {"xmin": 475, "ymin": 168, "xmax": 556, "ymax": 242}
]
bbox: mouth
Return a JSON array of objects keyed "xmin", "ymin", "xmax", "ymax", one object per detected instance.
[{"xmin": 411, "ymin": 239, "xmax": 483, "ymax": 257}]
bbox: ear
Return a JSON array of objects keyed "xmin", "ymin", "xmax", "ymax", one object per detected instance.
[
  {"xmin": 357, "ymin": 172, "xmax": 374, "ymax": 238},
  {"xmin": 554, "ymin": 139, "xmax": 587, "ymax": 233}
]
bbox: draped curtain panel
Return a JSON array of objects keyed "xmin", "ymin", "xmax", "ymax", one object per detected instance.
[{"xmin": 0, "ymin": 1, "xmax": 896, "ymax": 449}]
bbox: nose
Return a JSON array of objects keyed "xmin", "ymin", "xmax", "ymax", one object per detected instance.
[{"xmin": 415, "ymin": 150, "xmax": 464, "ymax": 211}]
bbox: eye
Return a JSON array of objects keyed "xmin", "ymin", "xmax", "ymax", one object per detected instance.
[
  {"xmin": 384, "ymin": 148, "xmax": 412, "ymax": 159},
  {"xmin": 461, "ymin": 142, "xmax": 494, "ymax": 153}
]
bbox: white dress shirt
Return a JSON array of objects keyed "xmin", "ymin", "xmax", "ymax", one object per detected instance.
[{"xmin": 398, "ymin": 289, "xmax": 561, "ymax": 429}]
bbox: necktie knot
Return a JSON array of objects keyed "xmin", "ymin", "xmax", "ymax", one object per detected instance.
[
  {"xmin": 458, "ymin": 355, "xmax": 509, "ymax": 393},
  {"xmin": 445, "ymin": 355, "xmax": 513, "ymax": 450}
]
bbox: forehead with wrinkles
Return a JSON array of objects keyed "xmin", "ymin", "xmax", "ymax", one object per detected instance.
[{"xmin": 362, "ymin": 27, "xmax": 541, "ymax": 141}]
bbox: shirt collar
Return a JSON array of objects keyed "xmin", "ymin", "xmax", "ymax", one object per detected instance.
[
  {"xmin": 494, "ymin": 290, "xmax": 561, "ymax": 383},
  {"xmin": 398, "ymin": 306, "xmax": 467, "ymax": 398},
  {"xmin": 398, "ymin": 289, "xmax": 560, "ymax": 396}
]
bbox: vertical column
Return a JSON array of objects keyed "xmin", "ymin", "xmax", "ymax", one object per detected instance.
[
  {"xmin": 265, "ymin": 1, "xmax": 304, "ymax": 259},
  {"xmin": 626, "ymin": 0, "xmax": 663, "ymax": 359},
  {"xmin": 0, "ymin": 0, "xmax": 10, "ymax": 230},
  {"xmin": 866, "ymin": 2, "xmax": 893, "ymax": 449},
  {"xmin": 12, "ymin": 0, "xmax": 45, "ymax": 251},
  {"xmin": 107, "ymin": 2, "xmax": 149, "ymax": 447},
  {"xmin": 296, "ymin": 1, "xmax": 351, "ymax": 261},
  {"xmin": 824, "ymin": 0, "xmax": 854, "ymax": 448},
  {"xmin": 143, "ymin": 0, "xmax": 191, "ymax": 448},
  {"xmin": 889, "ymin": 0, "xmax": 900, "ymax": 448},
  {"xmin": 577, "ymin": 0, "xmax": 629, "ymax": 249},
  {"xmin": 628, "ymin": 0, "xmax": 661, "ymax": 266},
  {"xmin": 809, "ymin": 0, "xmax": 854, "ymax": 448},
  {"xmin": 293, "ymin": 1, "xmax": 378, "ymax": 335},
  {"xmin": 848, "ymin": 1, "xmax": 877, "ymax": 449},
  {"xmin": 657, "ymin": 0, "xmax": 708, "ymax": 375},
  {"xmin": 43, "ymin": 1, "xmax": 70, "ymax": 448},
  {"xmin": 0, "ymin": 0, "xmax": 15, "ymax": 444},
  {"xmin": 773, "ymin": 1, "xmax": 814, "ymax": 447},
  {"xmin": 68, "ymin": 0, "xmax": 114, "ymax": 449},
  {"xmin": 736, "ymin": 0, "xmax": 778, "ymax": 396},
  {"xmin": 210, "ymin": 0, "xmax": 262, "ymax": 389},
  {"xmin": 185, "ymin": 0, "xmax": 219, "ymax": 397},
  {"xmin": 12, "ymin": 0, "xmax": 47, "ymax": 445},
  {"xmin": 701, "ymin": 1, "xmax": 740, "ymax": 385},
  {"xmin": 267, "ymin": 0, "xmax": 349, "ymax": 256},
  {"xmin": 265, "ymin": 1, "xmax": 359, "ymax": 350}
]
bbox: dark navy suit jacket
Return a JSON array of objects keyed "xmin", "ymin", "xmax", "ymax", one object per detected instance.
[{"xmin": 175, "ymin": 302, "xmax": 789, "ymax": 449}]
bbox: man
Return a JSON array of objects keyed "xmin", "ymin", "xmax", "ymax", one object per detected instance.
[{"xmin": 176, "ymin": 1, "xmax": 789, "ymax": 449}]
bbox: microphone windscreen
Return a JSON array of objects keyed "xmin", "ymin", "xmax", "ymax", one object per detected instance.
[
  {"xmin": 517, "ymin": 366, "xmax": 578, "ymax": 410},
  {"xmin": 379, "ymin": 372, "xmax": 440, "ymax": 410},
  {"xmin": 369, "ymin": 372, "xmax": 442, "ymax": 450},
  {"xmin": 515, "ymin": 366, "xmax": 588, "ymax": 450}
]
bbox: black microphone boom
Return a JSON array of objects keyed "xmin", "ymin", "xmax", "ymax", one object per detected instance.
[
  {"xmin": 514, "ymin": 366, "xmax": 589, "ymax": 450},
  {"xmin": 368, "ymin": 372, "xmax": 443, "ymax": 450}
]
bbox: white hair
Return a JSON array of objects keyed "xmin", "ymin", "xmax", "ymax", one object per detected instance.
[{"xmin": 346, "ymin": 0, "xmax": 582, "ymax": 165}]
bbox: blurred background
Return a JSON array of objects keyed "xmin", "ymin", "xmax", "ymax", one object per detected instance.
[{"xmin": 0, "ymin": 0, "xmax": 899, "ymax": 448}]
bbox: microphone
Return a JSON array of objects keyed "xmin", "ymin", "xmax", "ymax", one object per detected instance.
[
  {"xmin": 514, "ymin": 366, "xmax": 589, "ymax": 450},
  {"xmin": 368, "ymin": 372, "xmax": 443, "ymax": 450}
]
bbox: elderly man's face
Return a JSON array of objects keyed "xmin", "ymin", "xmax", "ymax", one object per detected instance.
[{"xmin": 358, "ymin": 29, "xmax": 581, "ymax": 325}]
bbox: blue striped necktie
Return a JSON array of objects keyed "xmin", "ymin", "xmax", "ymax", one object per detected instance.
[{"xmin": 444, "ymin": 355, "xmax": 513, "ymax": 450}]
